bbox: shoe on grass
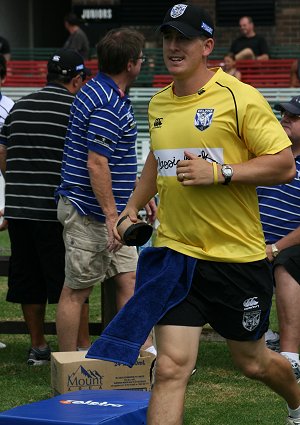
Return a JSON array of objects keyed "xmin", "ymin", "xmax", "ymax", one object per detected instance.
[
  {"xmin": 266, "ymin": 339, "xmax": 280, "ymax": 352},
  {"xmin": 27, "ymin": 345, "xmax": 51, "ymax": 366},
  {"xmin": 265, "ymin": 329, "xmax": 280, "ymax": 352},
  {"xmin": 286, "ymin": 416, "xmax": 300, "ymax": 424},
  {"xmin": 281, "ymin": 354, "xmax": 300, "ymax": 383},
  {"xmin": 0, "ymin": 341, "xmax": 6, "ymax": 349}
]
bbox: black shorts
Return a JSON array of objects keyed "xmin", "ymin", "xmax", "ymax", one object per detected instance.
[
  {"xmin": 273, "ymin": 245, "xmax": 300, "ymax": 284},
  {"xmin": 6, "ymin": 219, "xmax": 65, "ymax": 304},
  {"xmin": 158, "ymin": 259, "xmax": 273, "ymax": 341}
]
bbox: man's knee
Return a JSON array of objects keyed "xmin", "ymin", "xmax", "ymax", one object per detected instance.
[
  {"xmin": 236, "ymin": 48, "xmax": 255, "ymax": 60},
  {"xmin": 154, "ymin": 353, "xmax": 193, "ymax": 383},
  {"xmin": 60, "ymin": 285, "xmax": 92, "ymax": 303}
]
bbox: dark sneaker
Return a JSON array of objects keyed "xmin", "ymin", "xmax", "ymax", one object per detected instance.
[
  {"xmin": 265, "ymin": 329, "xmax": 280, "ymax": 352},
  {"xmin": 27, "ymin": 346, "xmax": 51, "ymax": 366},
  {"xmin": 287, "ymin": 416, "xmax": 300, "ymax": 424},
  {"xmin": 266, "ymin": 338, "xmax": 280, "ymax": 352},
  {"xmin": 289, "ymin": 359, "xmax": 300, "ymax": 383}
]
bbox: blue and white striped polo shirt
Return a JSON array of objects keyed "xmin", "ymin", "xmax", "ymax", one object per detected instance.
[
  {"xmin": 57, "ymin": 72, "xmax": 138, "ymax": 222},
  {"xmin": 257, "ymin": 156, "xmax": 300, "ymax": 244}
]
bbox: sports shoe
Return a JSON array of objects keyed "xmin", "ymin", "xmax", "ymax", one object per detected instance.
[
  {"xmin": 27, "ymin": 346, "xmax": 51, "ymax": 366},
  {"xmin": 265, "ymin": 329, "xmax": 280, "ymax": 352},
  {"xmin": 287, "ymin": 416, "xmax": 300, "ymax": 424},
  {"xmin": 266, "ymin": 339, "xmax": 280, "ymax": 352},
  {"xmin": 0, "ymin": 341, "xmax": 6, "ymax": 349},
  {"xmin": 281, "ymin": 354, "xmax": 300, "ymax": 383},
  {"xmin": 288, "ymin": 359, "xmax": 300, "ymax": 383}
]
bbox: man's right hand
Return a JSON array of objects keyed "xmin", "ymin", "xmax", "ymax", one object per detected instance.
[
  {"xmin": 113, "ymin": 207, "xmax": 139, "ymax": 242},
  {"xmin": 106, "ymin": 216, "xmax": 123, "ymax": 252}
]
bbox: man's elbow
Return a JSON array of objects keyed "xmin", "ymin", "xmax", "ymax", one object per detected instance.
[{"xmin": 282, "ymin": 162, "xmax": 296, "ymax": 184}]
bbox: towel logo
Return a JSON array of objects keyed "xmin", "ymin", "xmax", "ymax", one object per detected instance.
[{"xmin": 194, "ymin": 109, "xmax": 214, "ymax": 131}]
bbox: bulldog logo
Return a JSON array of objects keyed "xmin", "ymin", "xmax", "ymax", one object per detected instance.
[
  {"xmin": 194, "ymin": 109, "xmax": 214, "ymax": 131},
  {"xmin": 242, "ymin": 310, "xmax": 261, "ymax": 332}
]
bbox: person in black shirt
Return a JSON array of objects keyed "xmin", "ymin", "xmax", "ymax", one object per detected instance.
[
  {"xmin": 230, "ymin": 16, "xmax": 269, "ymax": 61},
  {"xmin": 0, "ymin": 49, "xmax": 90, "ymax": 365},
  {"xmin": 63, "ymin": 13, "xmax": 90, "ymax": 60}
]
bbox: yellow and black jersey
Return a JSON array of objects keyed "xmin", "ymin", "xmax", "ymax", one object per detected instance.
[{"xmin": 148, "ymin": 67, "xmax": 292, "ymax": 262}]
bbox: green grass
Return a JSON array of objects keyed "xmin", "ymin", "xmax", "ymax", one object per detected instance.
[{"xmin": 0, "ymin": 230, "xmax": 285, "ymax": 424}]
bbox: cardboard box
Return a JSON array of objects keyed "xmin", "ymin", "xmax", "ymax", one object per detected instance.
[{"xmin": 51, "ymin": 350, "xmax": 156, "ymax": 395}]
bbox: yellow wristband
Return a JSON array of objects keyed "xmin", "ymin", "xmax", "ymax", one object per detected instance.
[{"xmin": 212, "ymin": 162, "xmax": 218, "ymax": 185}]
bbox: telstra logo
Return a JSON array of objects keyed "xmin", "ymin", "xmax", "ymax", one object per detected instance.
[{"xmin": 60, "ymin": 399, "xmax": 124, "ymax": 407}]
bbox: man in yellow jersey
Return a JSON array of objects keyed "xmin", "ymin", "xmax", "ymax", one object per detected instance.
[{"xmin": 87, "ymin": 3, "xmax": 300, "ymax": 425}]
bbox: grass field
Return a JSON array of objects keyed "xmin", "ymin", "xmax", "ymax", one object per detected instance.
[{"xmin": 0, "ymin": 230, "xmax": 288, "ymax": 424}]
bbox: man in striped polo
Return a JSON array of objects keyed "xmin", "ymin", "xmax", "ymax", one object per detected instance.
[
  {"xmin": 257, "ymin": 95, "xmax": 300, "ymax": 382},
  {"xmin": 0, "ymin": 49, "xmax": 90, "ymax": 364},
  {"xmin": 0, "ymin": 53, "xmax": 14, "ymax": 350},
  {"xmin": 55, "ymin": 28, "xmax": 156, "ymax": 354}
]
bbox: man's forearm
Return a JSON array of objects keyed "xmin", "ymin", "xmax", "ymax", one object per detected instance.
[
  {"xmin": 275, "ymin": 228, "xmax": 300, "ymax": 252},
  {"xmin": 87, "ymin": 151, "xmax": 118, "ymax": 220},
  {"xmin": 127, "ymin": 152, "xmax": 158, "ymax": 211}
]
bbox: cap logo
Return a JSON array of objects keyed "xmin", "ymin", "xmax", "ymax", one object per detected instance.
[
  {"xmin": 52, "ymin": 55, "xmax": 61, "ymax": 62},
  {"xmin": 170, "ymin": 4, "xmax": 187, "ymax": 19},
  {"xmin": 76, "ymin": 64, "xmax": 84, "ymax": 71},
  {"xmin": 201, "ymin": 21, "xmax": 213, "ymax": 35}
]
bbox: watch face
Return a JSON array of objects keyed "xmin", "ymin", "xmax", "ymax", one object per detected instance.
[{"xmin": 222, "ymin": 165, "xmax": 233, "ymax": 177}]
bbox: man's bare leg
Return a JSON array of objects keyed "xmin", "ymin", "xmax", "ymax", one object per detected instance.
[
  {"xmin": 147, "ymin": 325, "xmax": 202, "ymax": 425},
  {"xmin": 275, "ymin": 266, "xmax": 300, "ymax": 353},
  {"xmin": 228, "ymin": 338, "xmax": 300, "ymax": 409},
  {"xmin": 22, "ymin": 303, "xmax": 47, "ymax": 348},
  {"xmin": 77, "ymin": 302, "xmax": 91, "ymax": 350},
  {"xmin": 56, "ymin": 285, "xmax": 92, "ymax": 351}
]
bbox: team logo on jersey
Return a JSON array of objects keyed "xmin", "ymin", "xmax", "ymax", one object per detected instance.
[
  {"xmin": 154, "ymin": 118, "xmax": 163, "ymax": 128},
  {"xmin": 95, "ymin": 136, "xmax": 111, "ymax": 148},
  {"xmin": 127, "ymin": 111, "xmax": 136, "ymax": 129},
  {"xmin": 242, "ymin": 310, "xmax": 261, "ymax": 332},
  {"xmin": 170, "ymin": 4, "xmax": 188, "ymax": 18},
  {"xmin": 194, "ymin": 109, "xmax": 214, "ymax": 131}
]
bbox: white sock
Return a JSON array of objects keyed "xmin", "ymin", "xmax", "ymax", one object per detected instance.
[
  {"xmin": 281, "ymin": 352, "xmax": 300, "ymax": 364},
  {"xmin": 288, "ymin": 405, "xmax": 300, "ymax": 418},
  {"xmin": 145, "ymin": 345, "xmax": 157, "ymax": 356},
  {"xmin": 77, "ymin": 346, "xmax": 90, "ymax": 351}
]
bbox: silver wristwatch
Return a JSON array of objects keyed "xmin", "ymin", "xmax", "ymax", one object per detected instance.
[
  {"xmin": 221, "ymin": 164, "xmax": 233, "ymax": 185},
  {"xmin": 271, "ymin": 244, "xmax": 279, "ymax": 258}
]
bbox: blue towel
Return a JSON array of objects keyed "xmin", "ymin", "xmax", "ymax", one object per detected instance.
[{"xmin": 86, "ymin": 247, "xmax": 197, "ymax": 367}]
